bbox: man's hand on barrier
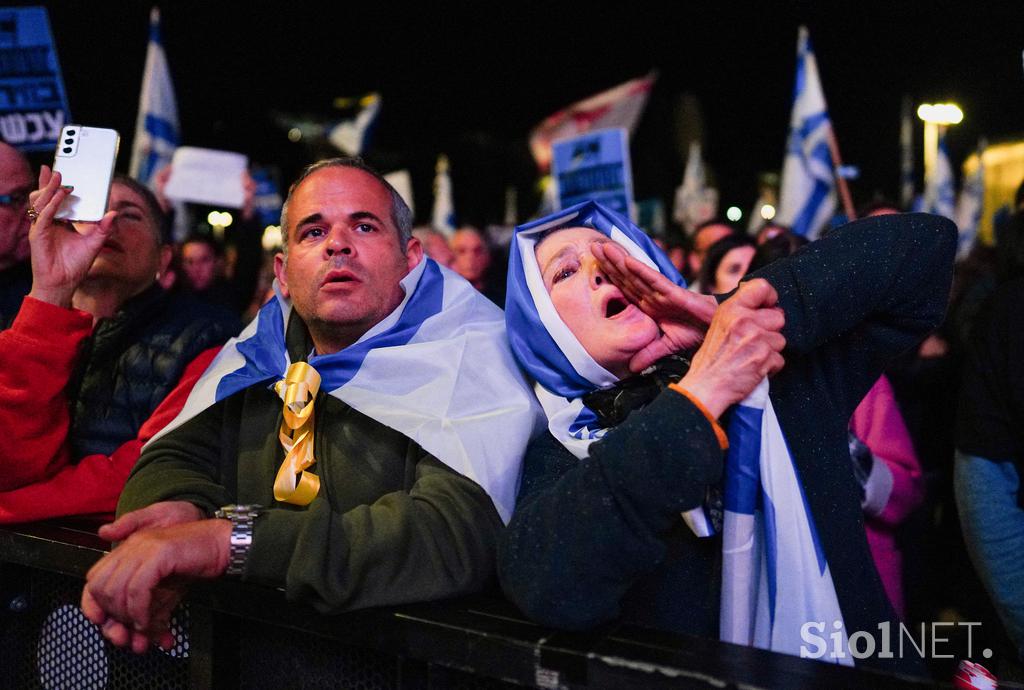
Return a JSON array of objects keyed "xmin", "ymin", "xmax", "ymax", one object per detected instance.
[
  {"xmin": 98, "ymin": 501, "xmax": 204, "ymax": 544},
  {"xmin": 81, "ymin": 518, "xmax": 232, "ymax": 653},
  {"xmin": 678, "ymin": 279, "xmax": 786, "ymax": 418}
]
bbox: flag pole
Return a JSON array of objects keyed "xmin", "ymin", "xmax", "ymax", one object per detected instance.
[{"xmin": 826, "ymin": 126, "xmax": 856, "ymax": 220}]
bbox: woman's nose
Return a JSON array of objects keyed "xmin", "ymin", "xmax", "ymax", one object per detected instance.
[{"xmin": 584, "ymin": 255, "xmax": 606, "ymax": 288}]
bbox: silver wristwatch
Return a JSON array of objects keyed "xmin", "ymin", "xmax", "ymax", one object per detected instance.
[{"xmin": 214, "ymin": 504, "xmax": 263, "ymax": 576}]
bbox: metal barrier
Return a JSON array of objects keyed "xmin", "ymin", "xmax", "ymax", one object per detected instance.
[{"xmin": 0, "ymin": 521, "xmax": 939, "ymax": 689}]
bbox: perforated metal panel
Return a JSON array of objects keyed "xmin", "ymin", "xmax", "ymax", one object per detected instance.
[
  {"xmin": 1, "ymin": 564, "xmax": 526, "ymax": 689},
  {"xmin": 1, "ymin": 566, "xmax": 190, "ymax": 690}
]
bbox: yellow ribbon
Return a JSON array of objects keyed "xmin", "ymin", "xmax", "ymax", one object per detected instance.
[{"xmin": 272, "ymin": 362, "xmax": 322, "ymax": 505}]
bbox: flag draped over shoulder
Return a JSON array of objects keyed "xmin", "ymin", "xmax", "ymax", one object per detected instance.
[
  {"xmin": 777, "ymin": 27, "xmax": 836, "ymax": 240},
  {"xmin": 720, "ymin": 380, "xmax": 852, "ymax": 664},
  {"xmin": 529, "ymin": 73, "xmax": 655, "ymax": 172},
  {"xmin": 505, "ymin": 200, "xmax": 713, "ymax": 536},
  {"xmin": 129, "ymin": 7, "xmax": 179, "ymax": 186},
  {"xmin": 148, "ymin": 258, "xmax": 544, "ymax": 524}
]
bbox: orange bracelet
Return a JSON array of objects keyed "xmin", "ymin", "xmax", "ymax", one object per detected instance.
[{"xmin": 668, "ymin": 382, "xmax": 730, "ymax": 450}]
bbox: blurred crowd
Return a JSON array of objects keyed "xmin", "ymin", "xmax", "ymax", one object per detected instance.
[{"xmin": 1, "ymin": 136, "xmax": 1023, "ymax": 682}]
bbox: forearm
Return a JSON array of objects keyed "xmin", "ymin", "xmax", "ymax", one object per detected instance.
[
  {"xmin": 751, "ymin": 213, "xmax": 956, "ymax": 357},
  {"xmin": 0, "ymin": 297, "xmax": 92, "ymax": 490},
  {"xmin": 0, "ymin": 348, "xmax": 221, "ymax": 523},
  {"xmin": 246, "ymin": 457, "xmax": 503, "ymax": 613},
  {"xmin": 499, "ymin": 392, "xmax": 723, "ymax": 629},
  {"xmin": 0, "ymin": 440, "xmax": 141, "ymax": 523}
]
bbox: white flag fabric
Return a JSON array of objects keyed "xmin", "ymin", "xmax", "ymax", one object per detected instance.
[
  {"xmin": 920, "ymin": 137, "xmax": 955, "ymax": 222},
  {"xmin": 720, "ymin": 379, "xmax": 852, "ymax": 664},
  {"xmin": 327, "ymin": 92, "xmax": 381, "ymax": 156},
  {"xmin": 529, "ymin": 73, "xmax": 655, "ymax": 171},
  {"xmin": 128, "ymin": 8, "xmax": 179, "ymax": 186},
  {"xmin": 777, "ymin": 27, "xmax": 836, "ymax": 240},
  {"xmin": 673, "ymin": 141, "xmax": 718, "ymax": 234},
  {"xmin": 148, "ymin": 258, "xmax": 545, "ymax": 524},
  {"xmin": 955, "ymin": 148, "xmax": 984, "ymax": 259},
  {"xmin": 431, "ymin": 154, "xmax": 456, "ymax": 236}
]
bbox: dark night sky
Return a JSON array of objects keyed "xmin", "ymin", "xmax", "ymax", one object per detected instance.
[{"xmin": 23, "ymin": 1, "xmax": 1024, "ymax": 229}]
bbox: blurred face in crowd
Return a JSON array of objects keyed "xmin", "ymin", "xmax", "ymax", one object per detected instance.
[
  {"xmin": 536, "ymin": 227, "xmax": 659, "ymax": 379},
  {"xmin": 452, "ymin": 228, "xmax": 491, "ymax": 285},
  {"xmin": 80, "ymin": 182, "xmax": 169, "ymax": 298},
  {"xmin": 182, "ymin": 241, "xmax": 219, "ymax": 291},
  {"xmin": 423, "ymin": 231, "xmax": 455, "ymax": 268},
  {"xmin": 0, "ymin": 142, "xmax": 34, "ymax": 270},
  {"xmin": 712, "ymin": 245, "xmax": 756, "ymax": 294},
  {"xmin": 688, "ymin": 222, "xmax": 733, "ymax": 276},
  {"xmin": 274, "ymin": 166, "xmax": 422, "ymax": 354}
]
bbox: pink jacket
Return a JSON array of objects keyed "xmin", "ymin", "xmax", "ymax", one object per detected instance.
[{"xmin": 851, "ymin": 375, "xmax": 925, "ymax": 619}]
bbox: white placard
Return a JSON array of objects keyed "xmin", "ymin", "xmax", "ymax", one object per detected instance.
[{"xmin": 164, "ymin": 146, "xmax": 248, "ymax": 208}]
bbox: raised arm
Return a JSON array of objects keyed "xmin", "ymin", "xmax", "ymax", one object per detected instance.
[{"xmin": 750, "ymin": 213, "xmax": 956, "ymax": 419}]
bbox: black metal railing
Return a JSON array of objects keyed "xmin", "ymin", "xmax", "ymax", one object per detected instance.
[{"xmin": 0, "ymin": 521, "xmax": 940, "ymax": 689}]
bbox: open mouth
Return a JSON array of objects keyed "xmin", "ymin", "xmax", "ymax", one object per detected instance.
[
  {"xmin": 321, "ymin": 269, "xmax": 358, "ymax": 288},
  {"xmin": 605, "ymin": 297, "xmax": 628, "ymax": 318}
]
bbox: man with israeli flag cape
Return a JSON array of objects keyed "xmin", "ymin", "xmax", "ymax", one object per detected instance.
[
  {"xmin": 500, "ymin": 200, "xmax": 956, "ymax": 675},
  {"xmin": 82, "ymin": 158, "xmax": 543, "ymax": 649}
]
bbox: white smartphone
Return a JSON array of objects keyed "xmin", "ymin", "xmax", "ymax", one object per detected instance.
[{"xmin": 52, "ymin": 125, "xmax": 120, "ymax": 222}]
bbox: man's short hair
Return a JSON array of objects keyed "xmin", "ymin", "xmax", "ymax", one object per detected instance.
[
  {"xmin": 280, "ymin": 157, "xmax": 413, "ymax": 257},
  {"xmin": 113, "ymin": 174, "xmax": 171, "ymax": 245}
]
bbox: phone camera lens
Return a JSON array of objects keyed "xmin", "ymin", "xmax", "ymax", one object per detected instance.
[
  {"xmin": 62, "ymin": 147, "xmax": 72, "ymax": 154},
  {"xmin": 66, "ymin": 130, "xmax": 76, "ymax": 136},
  {"xmin": 64, "ymin": 138, "xmax": 73, "ymax": 145}
]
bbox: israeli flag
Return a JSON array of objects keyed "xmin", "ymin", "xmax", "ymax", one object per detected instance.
[
  {"xmin": 720, "ymin": 380, "xmax": 851, "ymax": 664},
  {"xmin": 777, "ymin": 27, "xmax": 837, "ymax": 240},
  {"xmin": 920, "ymin": 136, "xmax": 956, "ymax": 222},
  {"xmin": 149, "ymin": 257, "xmax": 544, "ymax": 524},
  {"xmin": 327, "ymin": 92, "xmax": 381, "ymax": 156},
  {"xmin": 432, "ymin": 154, "xmax": 456, "ymax": 236},
  {"xmin": 128, "ymin": 8, "xmax": 179, "ymax": 186},
  {"xmin": 955, "ymin": 145, "xmax": 985, "ymax": 259}
]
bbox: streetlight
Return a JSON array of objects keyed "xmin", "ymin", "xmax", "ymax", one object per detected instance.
[{"xmin": 917, "ymin": 103, "xmax": 963, "ymax": 179}]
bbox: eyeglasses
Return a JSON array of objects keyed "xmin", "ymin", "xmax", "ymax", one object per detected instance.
[{"xmin": 0, "ymin": 190, "xmax": 30, "ymax": 209}]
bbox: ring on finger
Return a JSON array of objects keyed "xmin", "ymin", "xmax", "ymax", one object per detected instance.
[{"xmin": 26, "ymin": 206, "xmax": 38, "ymax": 221}]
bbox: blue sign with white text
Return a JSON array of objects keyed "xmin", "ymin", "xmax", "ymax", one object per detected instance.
[
  {"xmin": 552, "ymin": 128, "xmax": 634, "ymax": 219},
  {"xmin": 0, "ymin": 7, "xmax": 70, "ymax": 151}
]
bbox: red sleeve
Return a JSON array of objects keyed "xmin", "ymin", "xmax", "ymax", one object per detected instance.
[
  {"xmin": 0, "ymin": 346, "xmax": 221, "ymax": 524},
  {"xmin": 851, "ymin": 375, "xmax": 925, "ymax": 527},
  {"xmin": 0, "ymin": 297, "xmax": 93, "ymax": 491}
]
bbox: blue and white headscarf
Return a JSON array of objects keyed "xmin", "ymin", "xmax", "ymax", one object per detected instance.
[
  {"xmin": 150, "ymin": 256, "xmax": 545, "ymax": 523},
  {"xmin": 506, "ymin": 201, "xmax": 850, "ymax": 661},
  {"xmin": 505, "ymin": 200, "xmax": 684, "ymax": 460}
]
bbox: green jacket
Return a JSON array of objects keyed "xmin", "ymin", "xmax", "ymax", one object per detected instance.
[{"xmin": 118, "ymin": 369, "xmax": 504, "ymax": 614}]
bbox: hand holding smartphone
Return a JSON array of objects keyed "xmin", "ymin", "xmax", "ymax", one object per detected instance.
[{"xmin": 52, "ymin": 125, "xmax": 120, "ymax": 222}]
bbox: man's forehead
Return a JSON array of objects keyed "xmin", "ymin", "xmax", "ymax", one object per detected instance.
[{"xmin": 291, "ymin": 166, "xmax": 390, "ymax": 210}]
